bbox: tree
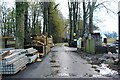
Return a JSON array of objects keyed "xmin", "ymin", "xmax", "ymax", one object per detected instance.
[
  {"xmin": 42, "ymin": 2, "xmax": 49, "ymax": 35},
  {"xmin": 24, "ymin": 2, "xmax": 29, "ymax": 45},
  {"xmin": 51, "ymin": 2, "xmax": 64, "ymax": 42},
  {"xmin": 112, "ymin": 31, "xmax": 117, "ymax": 38},
  {"xmin": 68, "ymin": 1, "xmax": 73, "ymax": 44},
  {"xmin": 28, "ymin": 2, "xmax": 42, "ymax": 36},
  {"xmin": 82, "ymin": 0, "xmax": 87, "ymax": 38},
  {"xmin": 87, "ymin": 0, "xmax": 115, "ymax": 34},
  {"xmin": 0, "ymin": 2, "xmax": 16, "ymax": 37},
  {"xmin": 15, "ymin": 2, "xmax": 26, "ymax": 48},
  {"xmin": 1, "ymin": 2, "xmax": 8, "ymax": 36},
  {"xmin": 68, "ymin": 0, "xmax": 80, "ymax": 46},
  {"xmin": 42, "ymin": 2, "xmax": 64, "ymax": 42}
]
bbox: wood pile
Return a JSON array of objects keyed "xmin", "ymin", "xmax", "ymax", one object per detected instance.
[
  {"xmin": 31, "ymin": 35, "xmax": 53, "ymax": 56},
  {"xmin": 32, "ymin": 35, "xmax": 48, "ymax": 45},
  {"xmin": 0, "ymin": 48, "xmax": 38, "ymax": 74},
  {"xmin": 0, "ymin": 49, "xmax": 27, "ymax": 74},
  {"xmin": 25, "ymin": 48, "xmax": 38, "ymax": 63},
  {"xmin": 48, "ymin": 38, "xmax": 54, "ymax": 48}
]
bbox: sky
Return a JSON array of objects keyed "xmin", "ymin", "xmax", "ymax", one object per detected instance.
[
  {"xmin": 0, "ymin": 0, "xmax": 119, "ymax": 34},
  {"xmin": 55, "ymin": 0, "xmax": 119, "ymax": 34}
]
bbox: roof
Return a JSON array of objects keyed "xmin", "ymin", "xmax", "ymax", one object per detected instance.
[{"xmin": 93, "ymin": 30, "xmax": 107, "ymax": 38}]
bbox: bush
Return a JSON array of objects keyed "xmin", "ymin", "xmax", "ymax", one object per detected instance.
[
  {"xmin": 64, "ymin": 43, "xmax": 69, "ymax": 47},
  {"xmin": 64, "ymin": 38, "xmax": 69, "ymax": 42}
]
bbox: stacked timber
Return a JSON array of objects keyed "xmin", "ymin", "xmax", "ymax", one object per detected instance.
[
  {"xmin": 0, "ymin": 48, "xmax": 39, "ymax": 74},
  {"xmin": 31, "ymin": 35, "xmax": 51, "ymax": 57},
  {"xmin": 32, "ymin": 35, "xmax": 48, "ymax": 45},
  {"xmin": 25, "ymin": 48, "xmax": 38, "ymax": 63},
  {"xmin": 45, "ymin": 46, "xmax": 51, "ymax": 54},
  {"xmin": 0, "ymin": 49, "xmax": 27, "ymax": 74},
  {"xmin": 48, "ymin": 37, "xmax": 54, "ymax": 48}
]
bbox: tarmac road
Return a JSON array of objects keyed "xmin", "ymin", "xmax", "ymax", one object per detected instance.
[{"xmin": 3, "ymin": 44, "xmax": 100, "ymax": 78}]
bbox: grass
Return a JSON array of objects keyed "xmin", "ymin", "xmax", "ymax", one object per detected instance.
[
  {"xmin": 104, "ymin": 60, "xmax": 114, "ymax": 64},
  {"xmin": 64, "ymin": 43, "xmax": 69, "ymax": 47},
  {"xmin": 54, "ymin": 43, "xmax": 69, "ymax": 46},
  {"xmin": 7, "ymin": 41, "xmax": 15, "ymax": 44},
  {"xmin": 54, "ymin": 43, "xmax": 65, "ymax": 46},
  {"xmin": 107, "ymin": 38, "xmax": 116, "ymax": 43}
]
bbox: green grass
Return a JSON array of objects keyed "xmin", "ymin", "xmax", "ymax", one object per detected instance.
[
  {"xmin": 7, "ymin": 41, "xmax": 15, "ymax": 45},
  {"xmin": 107, "ymin": 38, "xmax": 116, "ymax": 43},
  {"xmin": 64, "ymin": 43, "xmax": 69, "ymax": 47},
  {"xmin": 54, "ymin": 43, "xmax": 65, "ymax": 46},
  {"xmin": 104, "ymin": 60, "xmax": 114, "ymax": 64},
  {"xmin": 54, "ymin": 43, "xmax": 69, "ymax": 46}
]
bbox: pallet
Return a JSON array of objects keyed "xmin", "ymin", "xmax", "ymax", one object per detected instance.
[{"xmin": 20, "ymin": 65, "xmax": 26, "ymax": 71}]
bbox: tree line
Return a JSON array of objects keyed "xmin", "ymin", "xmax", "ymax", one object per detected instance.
[
  {"xmin": 0, "ymin": 1, "xmax": 65, "ymax": 48},
  {"xmin": 67, "ymin": 0, "xmax": 115, "ymax": 46},
  {"xmin": 0, "ymin": 0, "xmax": 115, "ymax": 48}
]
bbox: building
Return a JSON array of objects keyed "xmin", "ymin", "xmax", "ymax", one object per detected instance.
[{"xmin": 93, "ymin": 30, "xmax": 107, "ymax": 42}]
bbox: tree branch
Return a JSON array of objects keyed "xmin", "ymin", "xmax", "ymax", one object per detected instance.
[{"xmin": 100, "ymin": 3, "xmax": 116, "ymax": 14}]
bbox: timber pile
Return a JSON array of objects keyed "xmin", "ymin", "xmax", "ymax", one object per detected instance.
[
  {"xmin": 31, "ymin": 35, "xmax": 52, "ymax": 56},
  {"xmin": 44, "ymin": 46, "xmax": 50, "ymax": 55},
  {"xmin": 32, "ymin": 35, "xmax": 54, "ymax": 47},
  {"xmin": 48, "ymin": 38, "xmax": 54, "ymax": 48},
  {"xmin": 32, "ymin": 35, "xmax": 48, "ymax": 45},
  {"xmin": 25, "ymin": 48, "xmax": 38, "ymax": 63},
  {"xmin": 0, "ymin": 48, "xmax": 38, "ymax": 74},
  {"xmin": 0, "ymin": 49, "xmax": 28, "ymax": 74}
]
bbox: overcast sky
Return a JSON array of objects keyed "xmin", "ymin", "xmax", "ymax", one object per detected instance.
[
  {"xmin": 0, "ymin": 0, "xmax": 119, "ymax": 34},
  {"xmin": 55, "ymin": 0, "xmax": 119, "ymax": 34}
]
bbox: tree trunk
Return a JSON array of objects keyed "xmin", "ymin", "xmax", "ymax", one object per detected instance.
[
  {"xmin": 68, "ymin": 1, "xmax": 73, "ymax": 44},
  {"xmin": 43, "ymin": 2, "xmax": 48, "ymax": 35},
  {"xmin": 89, "ymin": 5, "xmax": 93, "ymax": 34},
  {"xmin": 12, "ymin": 8, "xmax": 15, "ymax": 36},
  {"xmin": 24, "ymin": 2, "xmax": 29, "ymax": 45},
  {"xmin": 43, "ymin": 5, "xmax": 46, "ymax": 35},
  {"xmin": 82, "ymin": 1, "xmax": 86, "ymax": 38},
  {"xmin": 32, "ymin": 10, "xmax": 36, "ymax": 35},
  {"xmin": 48, "ymin": 2, "xmax": 51, "ymax": 37},
  {"xmin": 73, "ymin": 3, "xmax": 76, "ymax": 34},
  {"xmin": 15, "ymin": 2, "xmax": 25, "ymax": 49}
]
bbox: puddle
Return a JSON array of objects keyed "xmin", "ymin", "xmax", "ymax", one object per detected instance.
[
  {"xmin": 69, "ymin": 73, "xmax": 77, "ymax": 76},
  {"xmin": 95, "ymin": 69, "xmax": 100, "ymax": 72},
  {"xmin": 51, "ymin": 65, "xmax": 60, "ymax": 68},
  {"xmin": 64, "ymin": 67, "xmax": 69, "ymax": 70},
  {"xmin": 92, "ymin": 75, "xmax": 106, "ymax": 78},
  {"xmin": 71, "ymin": 51, "xmax": 77, "ymax": 53},
  {"xmin": 83, "ymin": 73, "xmax": 93, "ymax": 77},
  {"xmin": 51, "ymin": 51, "xmax": 58, "ymax": 52},
  {"xmin": 58, "ymin": 73, "xmax": 69, "ymax": 77},
  {"xmin": 51, "ymin": 70, "xmax": 60, "ymax": 75},
  {"xmin": 44, "ymin": 70, "xmax": 59, "ymax": 77},
  {"xmin": 50, "ymin": 60, "xmax": 56, "ymax": 63},
  {"xmin": 91, "ymin": 65, "xmax": 99, "ymax": 69},
  {"xmin": 58, "ymin": 73, "xmax": 76, "ymax": 77},
  {"xmin": 44, "ymin": 69, "xmax": 61, "ymax": 77}
]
